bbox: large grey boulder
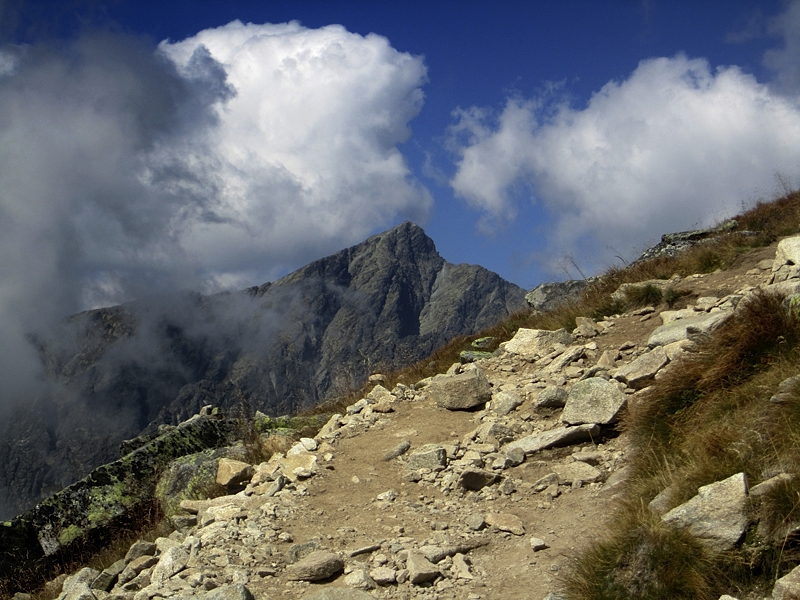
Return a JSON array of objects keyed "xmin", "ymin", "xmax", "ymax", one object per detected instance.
[
  {"xmin": 647, "ymin": 311, "xmax": 732, "ymax": 348},
  {"xmin": 772, "ymin": 236, "xmax": 800, "ymax": 283},
  {"xmin": 502, "ymin": 328, "xmax": 573, "ymax": 358},
  {"xmin": 503, "ymin": 424, "xmax": 600, "ymax": 455},
  {"xmin": 561, "ymin": 378, "xmax": 627, "ymax": 425},
  {"xmin": 661, "ymin": 472, "xmax": 749, "ymax": 554},
  {"xmin": 427, "ymin": 370, "xmax": 492, "ymax": 410},
  {"xmin": 614, "ymin": 347, "xmax": 669, "ymax": 389}
]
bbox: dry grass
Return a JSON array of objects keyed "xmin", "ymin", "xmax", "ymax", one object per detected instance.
[{"xmin": 562, "ymin": 292, "xmax": 800, "ymax": 598}]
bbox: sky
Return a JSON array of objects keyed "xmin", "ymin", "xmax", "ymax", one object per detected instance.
[{"xmin": 1, "ymin": 0, "xmax": 800, "ymax": 358}]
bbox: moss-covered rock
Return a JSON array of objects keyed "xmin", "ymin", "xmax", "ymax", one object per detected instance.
[
  {"xmin": 155, "ymin": 446, "xmax": 247, "ymax": 516},
  {"xmin": 0, "ymin": 414, "xmax": 238, "ymax": 590}
]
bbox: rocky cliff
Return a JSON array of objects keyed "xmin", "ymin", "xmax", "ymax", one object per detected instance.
[{"xmin": 0, "ymin": 222, "xmax": 526, "ymax": 520}]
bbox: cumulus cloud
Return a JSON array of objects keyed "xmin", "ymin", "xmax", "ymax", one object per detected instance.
[
  {"xmin": 0, "ymin": 22, "xmax": 430, "ymax": 406},
  {"xmin": 449, "ymin": 53, "xmax": 800, "ymax": 274},
  {"xmin": 158, "ymin": 21, "xmax": 431, "ymax": 286}
]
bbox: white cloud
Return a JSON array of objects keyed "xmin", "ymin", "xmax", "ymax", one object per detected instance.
[
  {"xmin": 449, "ymin": 54, "xmax": 800, "ymax": 273},
  {"xmin": 159, "ymin": 21, "xmax": 431, "ymax": 285}
]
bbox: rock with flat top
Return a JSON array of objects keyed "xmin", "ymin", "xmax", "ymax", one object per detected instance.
[
  {"xmin": 206, "ymin": 585, "xmax": 255, "ymax": 600},
  {"xmin": 662, "ymin": 472, "xmax": 749, "ymax": 554},
  {"xmin": 614, "ymin": 347, "xmax": 669, "ymax": 389},
  {"xmin": 301, "ymin": 590, "xmax": 375, "ymax": 600},
  {"xmin": 486, "ymin": 512, "xmax": 525, "ymax": 535},
  {"xmin": 427, "ymin": 370, "xmax": 492, "ymax": 410},
  {"xmin": 287, "ymin": 550, "xmax": 344, "ymax": 581},
  {"xmin": 503, "ymin": 424, "xmax": 600, "ymax": 455},
  {"xmin": 503, "ymin": 328, "xmax": 573, "ymax": 358},
  {"xmin": 647, "ymin": 311, "xmax": 732, "ymax": 348},
  {"xmin": 561, "ymin": 378, "xmax": 627, "ymax": 425},
  {"xmin": 406, "ymin": 553, "xmax": 439, "ymax": 584},
  {"xmin": 216, "ymin": 458, "xmax": 254, "ymax": 487}
]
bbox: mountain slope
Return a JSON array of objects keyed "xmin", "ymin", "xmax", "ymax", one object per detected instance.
[{"xmin": 0, "ymin": 222, "xmax": 526, "ymax": 519}]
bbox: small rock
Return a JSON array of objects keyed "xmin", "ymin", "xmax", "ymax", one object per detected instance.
[
  {"xmin": 458, "ymin": 468, "xmax": 500, "ymax": 491},
  {"xmin": 530, "ymin": 537, "xmax": 548, "ymax": 551},
  {"xmin": 465, "ymin": 513, "xmax": 486, "ymax": 531},
  {"xmin": 486, "ymin": 513, "xmax": 525, "ymax": 535},
  {"xmin": 369, "ymin": 567, "xmax": 396, "ymax": 586},
  {"xmin": 406, "ymin": 553, "xmax": 439, "ymax": 584},
  {"xmin": 343, "ymin": 568, "xmax": 377, "ymax": 590},
  {"xmin": 384, "ymin": 440, "xmax": 411, "ymax": 461}
]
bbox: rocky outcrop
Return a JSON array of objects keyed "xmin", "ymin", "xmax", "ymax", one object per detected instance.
[
  {"xmin": 1, "ymin": 222, "xmax": 526, "ymax": 519},
  {"xmin": 632, "ymin": 220, "xmax": 739, "ymax": 263},
  {"xmin": 525, "ymin": 279, "xmax": 594, "ymax": 313},
  {"xmin": 0, "ymin": 414, "xmax": 239, "ymax": 586}
]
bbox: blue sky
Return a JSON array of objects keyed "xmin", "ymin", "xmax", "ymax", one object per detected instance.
[{"xmin": 1, "ymin": 0, "xmax": 799, "ymax": 327}]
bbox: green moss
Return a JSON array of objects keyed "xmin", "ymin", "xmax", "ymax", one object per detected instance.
[
  {"xmin": 58, "ymin": 524, "xmax": 84, "ymax": 546},
  {"xmin": 86, "ymin": 480, "xmax": 135, "ymax": 526}
]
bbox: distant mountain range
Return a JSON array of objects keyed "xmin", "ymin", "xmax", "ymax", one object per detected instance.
[{"xmin": 0, "ymin": 222, "xmax": 526, "ymax": 519}]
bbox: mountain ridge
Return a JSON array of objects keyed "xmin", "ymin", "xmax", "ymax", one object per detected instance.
[{"xmin": 0, "ymin": 222, "xmax": 527, "ymax": 519}]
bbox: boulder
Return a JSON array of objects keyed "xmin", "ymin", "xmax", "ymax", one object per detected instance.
[
  {"xmin": 406, "ymin": 445, "xmax": 447, "ymax": 471},
  {"xmin": 525, "ymin": 280, "xmax": 592, "ymax": 313},
  {"xmin": 662, "ymin": 472, "xmax": 749, "ymax": 554},
  {"xmin": 561, "ymin": 378, "xmax": 627, "ymax": 425},
  {"xmin": 553, "ymin": 462, "xmax": 603, "ymax": 485},
  {"xmin": 534, "ymin": 386, "xmax": 568, "ymax": 408},
  {"xmin": 614, "ymin": 347, "xmax": 669, "ymax": 389},
  {"xmin": 216, "ymin": 458, "xmax": 254, "ymax": 487},
  {"xmin": 503, "ymin": 424, "xmax": 600, "ymax": 455},
  {"xmin": 502, "ymin": 328, "xmax": 573, "ymax": 358},
  {"xmin": 486, "ymin": 513, "xmax": 525, "ymax": 535},
  {"xmin": 150, "ymin": 546, "xmax": 188, "ymax": 584},
  {"xmin": 286, "ymin": 550, "xmax": 344, "ymax": 581},
  {"xmin": 491, "ymin": 390, "xmax": 523, "ymax": 415},
  {"xmin": 772, "ymin": 236, "xmax": 800, "ymax": 283},
  {"xmin": 458, "ymin": 468, "xmax": 501, "ymax": 491},
  {"xmin": 647, "ymin": 311, "xmax": 732, "ymax": 348},
  {"xmin": 427, "ymin": 370, "xmax": 492, "ymax": 410}
]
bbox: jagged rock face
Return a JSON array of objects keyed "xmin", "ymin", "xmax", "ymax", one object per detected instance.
[{"xmin": 0, "ymin": 222, "xmax": 526, "ymax": 519}]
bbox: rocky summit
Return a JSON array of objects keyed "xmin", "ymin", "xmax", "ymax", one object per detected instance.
[
  {"xmin": 18, "ymin": 233, "xmax": 800, "ymax": 600},
  {"xmin": 0, "ymin": 222, "xmax": 526, "ymax": 520}
]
